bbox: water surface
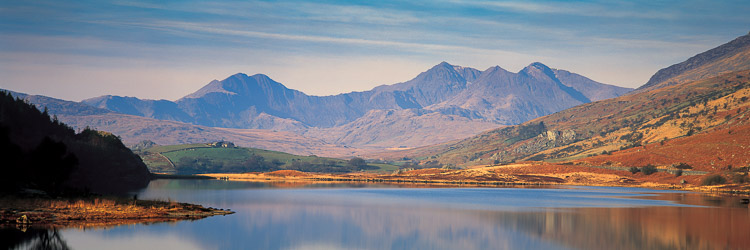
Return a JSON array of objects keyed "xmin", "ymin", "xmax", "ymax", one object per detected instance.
[{"xmin": 11, "ymin": 180, "xmax": 750, "ymax": 249}]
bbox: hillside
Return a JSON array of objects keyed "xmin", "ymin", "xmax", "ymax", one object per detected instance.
[
  {"xmin": 55, "ymin": 113, "xmax": 377, "ymax": 157},
  {"xmin": 574, "ymin": 121, "xmax": 750, "ymax": 173},
  {"xmin": 81, "ymin": 62, "xmax": 630, "ymax": 148},
  {"xmin": 379, "ymin": 32, "xmax": 750, "ymax": 171},
  {"xmin": 136, "ymin": 143, "xmax": 397, "ymax": 174},
  {"xmin": 388, "ymin": 69, "xmax": 750, "ymax": 168},
  {"xmin": 7, "ymin": 90, "xmax": 384, "ymax": 157},
  {"xmin": 0, "ymin": 91, "xmax": 151, "ymax": 194},
  {"xmin": 638, "ymin": 32, "xmax": 750, "ymax": 91},
  {"xmin": 304, "ymin": 109, "xmax": 500, "ymax": 148}
]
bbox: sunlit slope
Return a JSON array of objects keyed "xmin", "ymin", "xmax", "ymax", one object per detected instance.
[
  {"xmin": 399, "ymin": 69, "xmax": 750, "ymax": 167},
  {"xmin": 574, "ymin": 121, "xmax": 750, "ymax": 172}
]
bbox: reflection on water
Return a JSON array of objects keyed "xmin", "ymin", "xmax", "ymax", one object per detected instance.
[
  {"xmin": 6, "ymin": 180, "xmax": 749, "ymax": 249},
  {"xmin": 1, "ymin": 228, "xmax": 70, "ymax": 250}
]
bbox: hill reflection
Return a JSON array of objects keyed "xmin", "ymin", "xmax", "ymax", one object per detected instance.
[{"xmin": 50, "ymin": 182, "xmax": 750, "ymax": 249}]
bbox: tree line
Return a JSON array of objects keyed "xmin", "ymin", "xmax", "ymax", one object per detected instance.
[{"xmin": 0, "ymin": 91, "xmax": 151, "ymax": 195}]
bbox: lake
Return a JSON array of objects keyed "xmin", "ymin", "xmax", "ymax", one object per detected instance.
[{"xmin": 12, "ymin": 179, "xmax": 750, "ymax": 249}]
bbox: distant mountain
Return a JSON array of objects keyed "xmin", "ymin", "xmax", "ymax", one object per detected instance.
[
  {"xmin": 7, "ymin": 91, "xmax": 376, "ymax": 157},
  {"xmin": 305, "ymin": 109, "xmax": 500, "ymax": 148},
  {"xmin": 427, "ymin": 63, "xmax": 602, "ymax": 124},
  {"xmin": 638, "ymin": 32, "xmax": 750, "ymax": 91},
  {"xmin": 387, "ymin": 33, "xmax": 750, "ymax": 169},
  {"xmin": 80, "ymin": 62, "xmax": 630, "ymax": 148}
]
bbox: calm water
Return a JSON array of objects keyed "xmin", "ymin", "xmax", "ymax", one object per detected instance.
[{"xmin": 12, "ymin": 180, "xmax": 750, "ymax": 249}]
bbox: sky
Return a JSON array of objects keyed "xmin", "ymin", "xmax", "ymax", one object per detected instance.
[{"xmin": 1, "ymin": 0, "xmax": 749, "ymax": 101}]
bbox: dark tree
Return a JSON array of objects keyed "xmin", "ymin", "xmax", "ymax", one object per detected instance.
[
  {"xmin": 28, "ymin": 137, "xmax": 78, "ymax": 193},
  {"xmin": 641, "ymin": 165, "xmax": 657, "ymax": 175},
  {"xmin": 348, "ymin": 157, "xmax": 367, "ymax": 167}
]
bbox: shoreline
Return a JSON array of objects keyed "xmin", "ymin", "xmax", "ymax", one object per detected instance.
[
  {"xmin": 199, "ymin": 163, "xmax": 750, "ymax": 195},
  {"xmin": 0, "ymin": 195, "xmax": 234, "ymax": 229}
]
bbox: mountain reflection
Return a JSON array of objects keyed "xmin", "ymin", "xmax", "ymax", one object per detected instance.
[
  {"xmin": 231, "ymin": 201, "xmax": 749, "ymax": 249},
  {"xmin": 486, "ymin": 205, "xmax": 750, "ymax": 250},
  {"xmin": 58, "ymin": 182, "xmax": 750, "ymax": 249}
]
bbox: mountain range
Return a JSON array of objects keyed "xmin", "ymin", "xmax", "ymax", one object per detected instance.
[
  {"xmin": 6, "ymin": 90, "xmax": 379, "ymax": 157},
  {"xmin": 386, "ymin": 32, "xmax": 750, "ymax": 169},
  {"xmin": 77, "ymin": 61, "xmax": 629, "ymax": 148}
]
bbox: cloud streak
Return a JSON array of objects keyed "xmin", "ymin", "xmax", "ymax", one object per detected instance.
[
  {"xmin": 453, "ymin": 0, "xmax": 680, "ymax": 20},
  {"xmin": 2, "ymin": 0, "xmax": 749, "ymax": 101},
  {"xmin": 86, "ymin": 19, "xmax": 534, "ymax": 60}
]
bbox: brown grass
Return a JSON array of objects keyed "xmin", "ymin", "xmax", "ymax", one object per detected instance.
[
  {"xmin": 202, "ymin": 161, "xmax": 750, "ymax": 194},
  {"xmin": 0, "ymin": 196, "xmax": 233, "ymax": 229}
]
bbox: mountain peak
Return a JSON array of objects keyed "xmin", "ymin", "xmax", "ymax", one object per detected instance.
[
  {"xmin": 482, "ymin": 65, "xmax": 510, "ymax": 74},
  {"xmin": 520, "ymin": 62, "xmax": 556, "ymax": 78},
  {"xmin": 182, "ymin": 79, "xmax": 233, "ymax": 99},
  {"xmin": 527, "ymin": 62, "xmax": 550, "ymax": 70},
  {"xmin": 410, "ymin": 62, "xmax": 464, "ymax": 83},
  {"xmin": 431, "ymin": 61, "xmax": 455, "ymax": 70},
  {"xmin": 250, "ymin": 73, "xmax": 272, "ymax": 80}
]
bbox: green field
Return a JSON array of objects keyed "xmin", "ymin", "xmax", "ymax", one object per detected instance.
[{"xmin": 134, "ymin": 143, "xmax": 399, "ymax": 174}]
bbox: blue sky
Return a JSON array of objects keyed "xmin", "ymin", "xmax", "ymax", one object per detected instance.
[{"xmin": 1, "ymin": 0, "xmax": 749, "ymax": 101}]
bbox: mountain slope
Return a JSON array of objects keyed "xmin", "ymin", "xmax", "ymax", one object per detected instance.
[
  {"xmin": 553, "ymin": 69, "xmax": 632, "ymax": 101},
  {"xmin": 83, "ymin": 62, "xmax": 629, "ymax": 129},
  {"xmin": 387, "ymin": 69, "xmax": 750, "ymax": 167},
  {"xmin": 384, "ymin": 33, "xmax": 750, "ymax": 167},
  {"xmin": 304, "ymin": 109, "xmax": 500, "ymax": 148},
  {"xmin": 638, "ymin": 32, "xmax": 750, "ymax": 91},
  {"xmin": 427, "ymin": 63, "xmax": 601, "ymax": 124},
  {"xmin": 9, "ymin": 91, "xmax": 377, "ymax": 157}
]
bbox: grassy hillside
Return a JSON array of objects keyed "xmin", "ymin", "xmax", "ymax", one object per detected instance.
[
  {"xmin": 135, "ymin": 143, "xmax": 399, "ymax": 174},
  {"xmin": 384, "ymin": 69, "xmax": 750, "ymax": 170}
]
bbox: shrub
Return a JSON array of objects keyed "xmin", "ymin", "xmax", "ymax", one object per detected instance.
[
  {"xmin": 642, "ymin": 165, "xmax": 658, "ymax": 175},
  {"xmin": 701, "ymin": 175, "xmax": 727, "ymax": 186},
  {"xmin": 348, "ymin": 157, "xmax": 367, "ymax": 167},
  {"xmin": 674, "ymin": 163, "xmax": 692, "ymax": 169},
  {"xmin": 674, "ymin": 169, "xmax": 683, "ymax": 177},
  {"xmin": 730, "ymin": 173, "xmax": 749, "ymax": 184},
  {"xmin": 629, "ymin": 167, "xmax": 640, "ymax": 174}
]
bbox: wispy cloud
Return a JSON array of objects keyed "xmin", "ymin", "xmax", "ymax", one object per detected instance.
[
  {"xmin": 451, "ymin": 0, "xmax": 680, "ymax": 20},
  {"xmin": 3, "ymin": 0, "xmax": 749, "ymax": 101},
  {"xmin": 84, "ymin": 19, "xmax": 533, "ymax": 60},
  {"xmin": 112, "ymin": 0, "xmax": 422, "ymax": 26}
]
